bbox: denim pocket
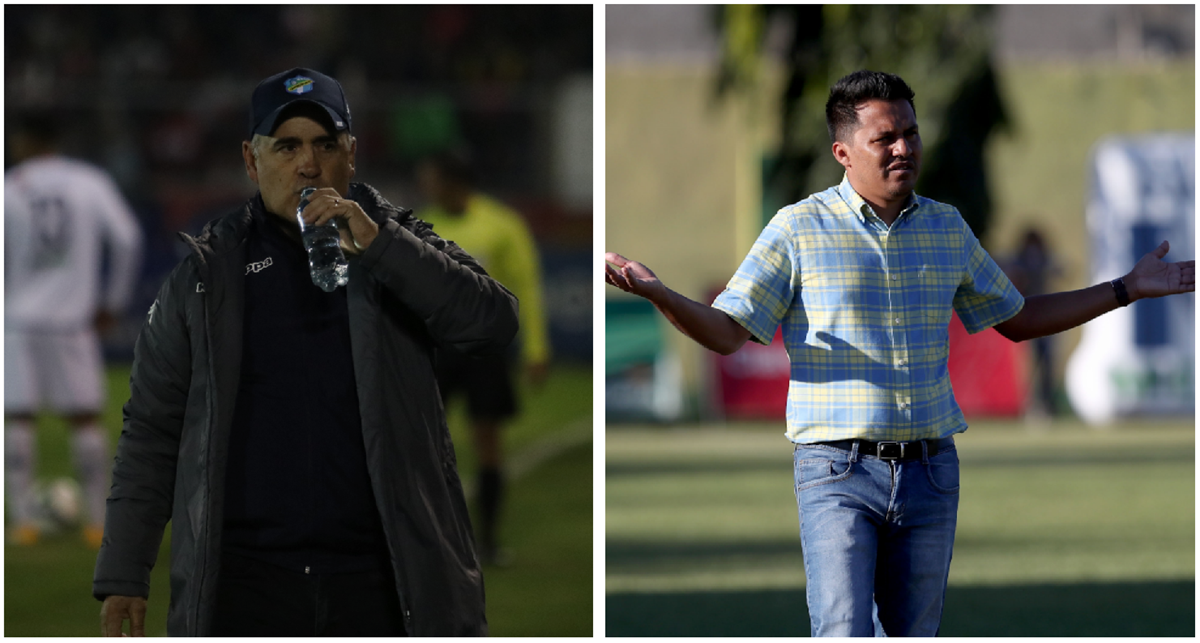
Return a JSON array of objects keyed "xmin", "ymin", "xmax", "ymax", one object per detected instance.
[
  {"xmin": 794, "ymin": 447, "xmax": 854, "ymax": 492},
  {"xmin": 924, "ymin": 447, "xmax": 960, "ymax": 494}
]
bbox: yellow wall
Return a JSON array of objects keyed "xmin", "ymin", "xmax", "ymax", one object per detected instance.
[{"xmin": 606, "ymin": 62, "xmax": 783, "ymax": 403}]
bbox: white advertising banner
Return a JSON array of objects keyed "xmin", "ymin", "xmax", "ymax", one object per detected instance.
[{"xmin": 1065, "ymin": 133, "xmax": 1195, "ymax": 424}]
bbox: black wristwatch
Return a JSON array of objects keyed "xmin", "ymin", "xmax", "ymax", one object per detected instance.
[{"xmin": 1109, "ymin": 277, "xmax": 1131, "ymax": 307}]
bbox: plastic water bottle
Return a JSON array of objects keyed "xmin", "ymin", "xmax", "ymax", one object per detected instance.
[{"xmin": 296, "ymin": 187, "xmax": 349, "ymax": 292}]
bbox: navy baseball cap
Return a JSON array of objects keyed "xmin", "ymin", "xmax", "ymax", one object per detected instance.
[{"xmin": 249, "ymin": 68, "xmax": 351, "ymax": 137}]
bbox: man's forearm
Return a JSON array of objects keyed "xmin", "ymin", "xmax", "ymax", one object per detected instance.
[
  {"xmin": 366, "ymin": 221, "xmax": 519, "ymax": 353},
  {"xmin": 649, "ymin": 286, "xmax": 750, "ymax": 355},
  {"xmin": 995, "ymin": 281, "xmax": 1122, "ymax": 342},
  {"xmin": 998, "ymin": 238, "xmax": 1196, "ymax": 342},
  {"xmin": 604, "ymin": 252, "xmax": 751, "ymax": 353}
]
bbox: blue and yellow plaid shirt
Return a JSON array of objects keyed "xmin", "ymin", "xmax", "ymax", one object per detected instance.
[{"xmin": 712, "ymin": 176, "xmax": 1025, "ymax": 444}]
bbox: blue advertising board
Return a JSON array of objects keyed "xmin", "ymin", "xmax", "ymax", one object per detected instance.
[{"xmin": 1065, "ymin": 133, "xmax": 1195, "ymax": 423}]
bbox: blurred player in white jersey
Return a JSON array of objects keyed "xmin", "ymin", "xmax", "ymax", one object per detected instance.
[{"xmin": 5, "ymin": 114, "xmax": 144, "ymax": 548}]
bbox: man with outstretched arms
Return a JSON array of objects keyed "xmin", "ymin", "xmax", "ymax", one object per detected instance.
[{"xmin": 605, "ymin": 70, "xmax": 1194, "ymax": 637}]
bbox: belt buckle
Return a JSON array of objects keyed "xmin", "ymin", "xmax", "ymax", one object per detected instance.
[{"xmin": 877, "ymin": 441, "xmax": 904, "ymax": 460}]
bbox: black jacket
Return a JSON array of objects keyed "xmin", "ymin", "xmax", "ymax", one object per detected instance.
[{"xmin": 93, "ymin": 183, "xmax": 518, "ymax": 636}]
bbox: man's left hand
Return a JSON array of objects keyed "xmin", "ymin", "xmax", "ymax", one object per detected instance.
[
  {"xmin": 299, "ymin": 188, "xmax": 379, "ymax": 255},
  {"xmin": 1125, "ymin": 240, "xmax": 1195, "ymax": 302}
]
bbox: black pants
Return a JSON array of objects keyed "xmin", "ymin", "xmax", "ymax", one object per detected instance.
[{"xmin": 211, "ymin": 554, "xmax": 407, "ymax": 637}]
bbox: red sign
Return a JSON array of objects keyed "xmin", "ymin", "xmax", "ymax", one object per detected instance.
[
  {"xmin": 711, "ymin": 326, "xmax": 790, "ymax": 419},
  {"xmin": 947, "ymin": 312, "xmax": 1029, "ymax": 417}
]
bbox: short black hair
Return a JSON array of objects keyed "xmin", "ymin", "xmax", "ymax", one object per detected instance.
[
  {"xmin": 825, "ymin": 70, "xmax": 916, "ymax": 143},
  {"xmin": 423, "ymin": 148, "xmax": 475, "ymax": 186}
]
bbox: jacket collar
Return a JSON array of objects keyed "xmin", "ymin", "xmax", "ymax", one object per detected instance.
[{"xmin": 348, "ymin": 182, "xmax": 414, "ymax": 226}]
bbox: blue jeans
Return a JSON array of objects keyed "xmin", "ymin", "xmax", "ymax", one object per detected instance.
[{"xmin": 793, "ymin": 440, "xmax": 960, "ymax": 637}]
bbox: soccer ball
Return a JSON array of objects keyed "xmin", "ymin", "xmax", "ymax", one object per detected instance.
[{"xmin": 32, "ymin": 477, "xmax": 83, "ymax": 532}]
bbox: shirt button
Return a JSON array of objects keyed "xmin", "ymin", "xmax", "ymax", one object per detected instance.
[
  {"xmin": 894, "ymin": 317, "xmax": 902, "ymax": 325},
  {"xmin": 891, "ymin": 274, "xmax": 899, "ymax": 281},
  {"xmin": 899, "ymin": 359, "xmax": 908, "ymax": 366},
  {"xmin": 900, "ymin": 402, "xmax": 910, "ymax": 409}
]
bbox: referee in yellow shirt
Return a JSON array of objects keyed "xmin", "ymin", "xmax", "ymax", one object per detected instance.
[{"xmin": 418, "ymin": 151, "xmax": 550, "ymax": 566}]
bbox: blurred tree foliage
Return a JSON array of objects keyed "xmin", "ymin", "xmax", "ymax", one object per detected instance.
[{"xmin": 715, "ymin": 5, "xmax": 1009, "ymax": 242}]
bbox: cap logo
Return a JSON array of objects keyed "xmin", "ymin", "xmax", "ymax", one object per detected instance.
[{"xmin": 284, "ymin": 75, "xmax": 314, "ymax": 95}]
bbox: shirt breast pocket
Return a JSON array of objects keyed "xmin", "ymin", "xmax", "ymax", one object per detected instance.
[{"xmin": 916, "ymin": 264, "xmax": 958, "ymax": 326}]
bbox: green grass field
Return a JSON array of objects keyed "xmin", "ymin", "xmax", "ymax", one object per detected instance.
[
  {"xmin": 5, "ymin": 363, "xmax": 593, "ymax": 637},
  {"xmin": 607, "ymin": 418, "xmax": 1194, "ymax": 636}
]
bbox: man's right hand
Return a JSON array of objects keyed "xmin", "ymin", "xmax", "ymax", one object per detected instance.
[
  {"xmin": 604, "ymin": 251, "xmax": 752, "ymax": 355},
  {"xmin": 604, "ymin": 252, "xmax": 666, "ymax": 302},
  {"xmin": 101, "ymin": 595, "xmax": 147, "ymax": 637}
]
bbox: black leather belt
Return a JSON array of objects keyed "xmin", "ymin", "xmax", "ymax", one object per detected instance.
[{"xmin": 820, "ymin": 437, "xmax": 955, "ymax": 461}]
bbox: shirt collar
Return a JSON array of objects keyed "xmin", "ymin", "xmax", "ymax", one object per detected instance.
[{"xmin": 837, "ymin": 174, "xmax": 920, "ymax": 225}]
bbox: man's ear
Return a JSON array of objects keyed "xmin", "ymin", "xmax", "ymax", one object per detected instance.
[
  {"xmin": 831, "ymin": 140, "xmax": 853, "ymax": 171},
  {"xmin": 242, "ymin": 141, "xmax": 260, "ymax": 184}
]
